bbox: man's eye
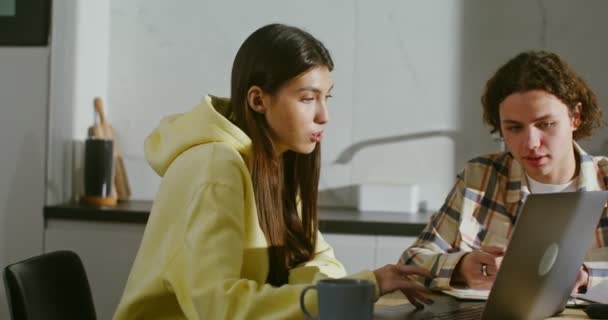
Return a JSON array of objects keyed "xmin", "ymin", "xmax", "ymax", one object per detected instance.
[
  {"xmin": 301, "ymin": 97, "xmax": 314, "ymax": 103},
  {"xmin": 539, "ymin": 122, "xmax": 555, "ymax": 129}
]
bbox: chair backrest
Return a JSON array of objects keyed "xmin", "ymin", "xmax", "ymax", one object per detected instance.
[{"xmin": 3, "ymin": 250, "xmax": 97, "ymax": 320}]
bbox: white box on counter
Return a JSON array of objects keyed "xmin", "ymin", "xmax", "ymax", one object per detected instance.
[{"xmin": 318, "ymin": 183, "xmax": 420, "ymax": 214}]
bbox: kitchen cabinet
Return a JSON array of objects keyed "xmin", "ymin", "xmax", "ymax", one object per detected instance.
[
  {"xmin": 323, "ymin": 233, "xmax": 376, "ymax": 274},
  {"xmin": 323, "ymin": 234, "xmax": 417, "ymax": 273},
  {"xmin": 44, "ymin": 219, "xmax": 144, "ymax": 320},
  {"xmin": 375, "ymin": 235, "xmax": 417, "ymax": 266}
]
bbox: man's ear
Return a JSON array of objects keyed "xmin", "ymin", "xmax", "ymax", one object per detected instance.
[
  {"xmin": 246, "ymin": 86, "xmax": 267, "ymax": 114},
  {"xmin": 572, "ymin": 102, "xmax": 582, "ymax": 130}
]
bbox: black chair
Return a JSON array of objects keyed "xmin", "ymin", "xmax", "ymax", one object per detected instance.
[{"xmin": 3, "ymin": 250, "xmax": 97, "ymax": 320}]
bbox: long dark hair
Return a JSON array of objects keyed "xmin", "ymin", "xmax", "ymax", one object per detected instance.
[
  {"xmin": 481, "ymin": 50, "xmax": 604, "ymax": 140},
  {"xmin": 226, "ymin": 23, "xmax": 334, "ymax": 286}
]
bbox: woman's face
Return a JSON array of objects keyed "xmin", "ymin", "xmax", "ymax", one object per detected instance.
[
  {"xmin": 499, "ymin": 90, "xmax": 580, "ymax": 184},
  {"xmin": 252, "ymin": 66, "xmax": 333, "ymax": 155}
]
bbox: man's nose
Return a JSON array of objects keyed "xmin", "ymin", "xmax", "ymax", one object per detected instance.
[{"xmin": 524, "ymin": 128, "xmax": 541, "ymax": 150}]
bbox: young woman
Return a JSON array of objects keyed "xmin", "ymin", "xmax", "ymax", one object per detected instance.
[{"xmin": 113, "ymin": 23, "xmax": 432, "ymax": 319}]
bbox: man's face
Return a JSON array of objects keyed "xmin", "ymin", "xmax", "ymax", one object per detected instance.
[{"xmin": 499, "ymin": 90, "xmax": 580, "ymax": 184}]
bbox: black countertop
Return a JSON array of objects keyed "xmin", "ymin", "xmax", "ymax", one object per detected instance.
[{"xmin": 44, "ymin": 201, "xmax": 431, "ymax": 237}]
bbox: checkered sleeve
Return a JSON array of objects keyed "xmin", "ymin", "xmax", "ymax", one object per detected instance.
[
  {"xmin": 584, "ymin": 207, "xmax": 608, "ymax": 288},
  {"xmin": 399, "ymin": 175, "xmax": 469, "ymax": 290}
]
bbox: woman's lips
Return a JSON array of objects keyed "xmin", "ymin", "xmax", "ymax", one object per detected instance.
[{"xmin": 311, "ymin": 132, "xmax": 323, "ymax": 142}]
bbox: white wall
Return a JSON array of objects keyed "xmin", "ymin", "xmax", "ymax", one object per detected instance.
[
  {"xmin": 101, "ymin": 0, "xmax": 608, "ymax": 210},
  {"xmin": 456, "ymin": 0, "xmax": 608, "ymax": 164},
  {"xmin": 47, "ymin": 0, "xmax": 111, "ymax": 205},
  {"xmin": 0, "ymin": 1, "xmax": 110, "ymax": 316},
  {"xmin": 0, "ymin": 47, "xmax": 48, "ymax": 320},
  {"xmin": 104, "ymin": 0, "xmax": 463, "ymax": 209},
  {"xmin": 47, "ymin": 0, "xmax": 608, "ymax": 211}
]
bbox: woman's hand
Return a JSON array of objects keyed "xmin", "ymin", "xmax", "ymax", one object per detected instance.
[
  {"xmin": 451, "ymin": 246, "xmax": 504, "ymax": 289},
  {"xmin": 373, "ymin": 264, "xmax": 434, "ymax": 309}
]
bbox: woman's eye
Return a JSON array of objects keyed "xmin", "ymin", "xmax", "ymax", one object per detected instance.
[
  {"xmin": 301, "ymin": 97, "xmax": 315, "ymax": 103},
  {"xmin": 325, "ymin": 94, "xmax": 333, "ymax": 100},
  {"xmin": 506, "ymin": 126, "xmax": 521, "ymax": 132}
]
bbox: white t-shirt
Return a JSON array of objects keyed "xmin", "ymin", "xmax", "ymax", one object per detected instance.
[{"xmin": 526, "ymin": 174, "xmax": 577, "ymax": 194}]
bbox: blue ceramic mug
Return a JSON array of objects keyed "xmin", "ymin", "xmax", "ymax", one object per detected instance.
[{"xmin": 300, "ymin": 278, "xmax": 375, "ymax": 320}]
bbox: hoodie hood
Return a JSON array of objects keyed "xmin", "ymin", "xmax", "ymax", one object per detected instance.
[{"xmin": 145, "ymin": 95, "xmax": 251, "ymax": 176}]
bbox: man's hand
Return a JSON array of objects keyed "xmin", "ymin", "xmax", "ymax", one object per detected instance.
[
  {"xmin": 450, "ymin": 246, "xmax": 504, "ymax": 289},
  {"xmin": 572, "ymin": 265, "xmax": 589, "ymax": 294}
]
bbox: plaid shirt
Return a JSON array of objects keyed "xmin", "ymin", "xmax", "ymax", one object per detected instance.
[{"xmin": 400, "ymin": 143, "xmax": 608, "ymax": 289}]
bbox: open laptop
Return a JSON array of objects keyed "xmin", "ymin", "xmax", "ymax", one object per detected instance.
[{"xmin": 375, "ymin": 190, "xmax": 608, "ymax": 320}]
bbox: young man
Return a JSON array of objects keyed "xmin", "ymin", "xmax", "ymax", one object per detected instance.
[{"xmin": 400, "ymin": 50, "xmax": 608, "ymax": 293}]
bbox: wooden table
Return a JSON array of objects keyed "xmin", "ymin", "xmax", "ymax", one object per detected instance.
[{"xmin": 374, "ymin": 291, "xmax": 589, "ymax": 319}]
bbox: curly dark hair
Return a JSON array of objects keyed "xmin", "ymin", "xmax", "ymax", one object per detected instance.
[{"xmin": 481, "ymin": 50, "xmax": 604, "ymax": 140}]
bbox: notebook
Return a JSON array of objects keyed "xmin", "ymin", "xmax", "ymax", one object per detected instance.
[
  {"xmin": 573, "ymin": 280, "xmax": 608, "ymax": 304},
  {"xmin": 442, "ymin": 288, "xmax": 488, "ymax": 301},
  {"xmin": 441, "ymin": 287, "xmax": 585, "ymax": 307}
]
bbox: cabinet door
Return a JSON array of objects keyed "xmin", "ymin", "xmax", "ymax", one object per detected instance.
[
  {"xmin": 375, "ymin": 236, "xmax": 417, "ymax": 268},
  {"xmin": 45, "ymin": 219, "xmax": 145, "ymax": 320},
  {"xmin": 323, "ymin": 233, "xmax": 376, "ymax": 274}
]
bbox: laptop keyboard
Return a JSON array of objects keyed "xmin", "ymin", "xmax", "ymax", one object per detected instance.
[{"xmin": 428, "ymin": 305, "xmax": 484, "ymax": 320}]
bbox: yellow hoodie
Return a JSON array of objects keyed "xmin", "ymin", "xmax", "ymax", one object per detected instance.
[{"xmin": 113, "ymin": 96, "xmax": 378, "ymax": 319}]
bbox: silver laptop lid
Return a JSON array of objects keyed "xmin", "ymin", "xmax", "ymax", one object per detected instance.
[{"xmin": 482, "ymin": 190, "xmax": 608, "ymax": 320}]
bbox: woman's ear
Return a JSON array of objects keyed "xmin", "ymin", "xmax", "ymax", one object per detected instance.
[
  {"xmin": 572, "ymin": 102, "xmax": 582, "ymax": 130},
  {"xmin": 246, "ymin": 86, "xmax": 267, "ymax": 114}
]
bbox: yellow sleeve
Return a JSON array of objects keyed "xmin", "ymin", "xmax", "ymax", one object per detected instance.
[
  {"xmin": 161, "ymin": 183, "xmax": 319, "ymax": 320},
  {"xmin": 288, "ymin": 231, "xmax": 380, "ymax": 299},
  {"xmin": 288, "ymin": 231, "xmax": 347, "ymax": 284}
]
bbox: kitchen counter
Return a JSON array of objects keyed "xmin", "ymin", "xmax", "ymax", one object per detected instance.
[{"xmin": 44, "ymin": 200, "xmax": 431, "ymax": 236}]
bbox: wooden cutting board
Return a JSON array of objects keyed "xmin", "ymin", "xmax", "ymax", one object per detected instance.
[{"xmin": 88, "ymin": 97, "xmax": 131, "ymax": 201}]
